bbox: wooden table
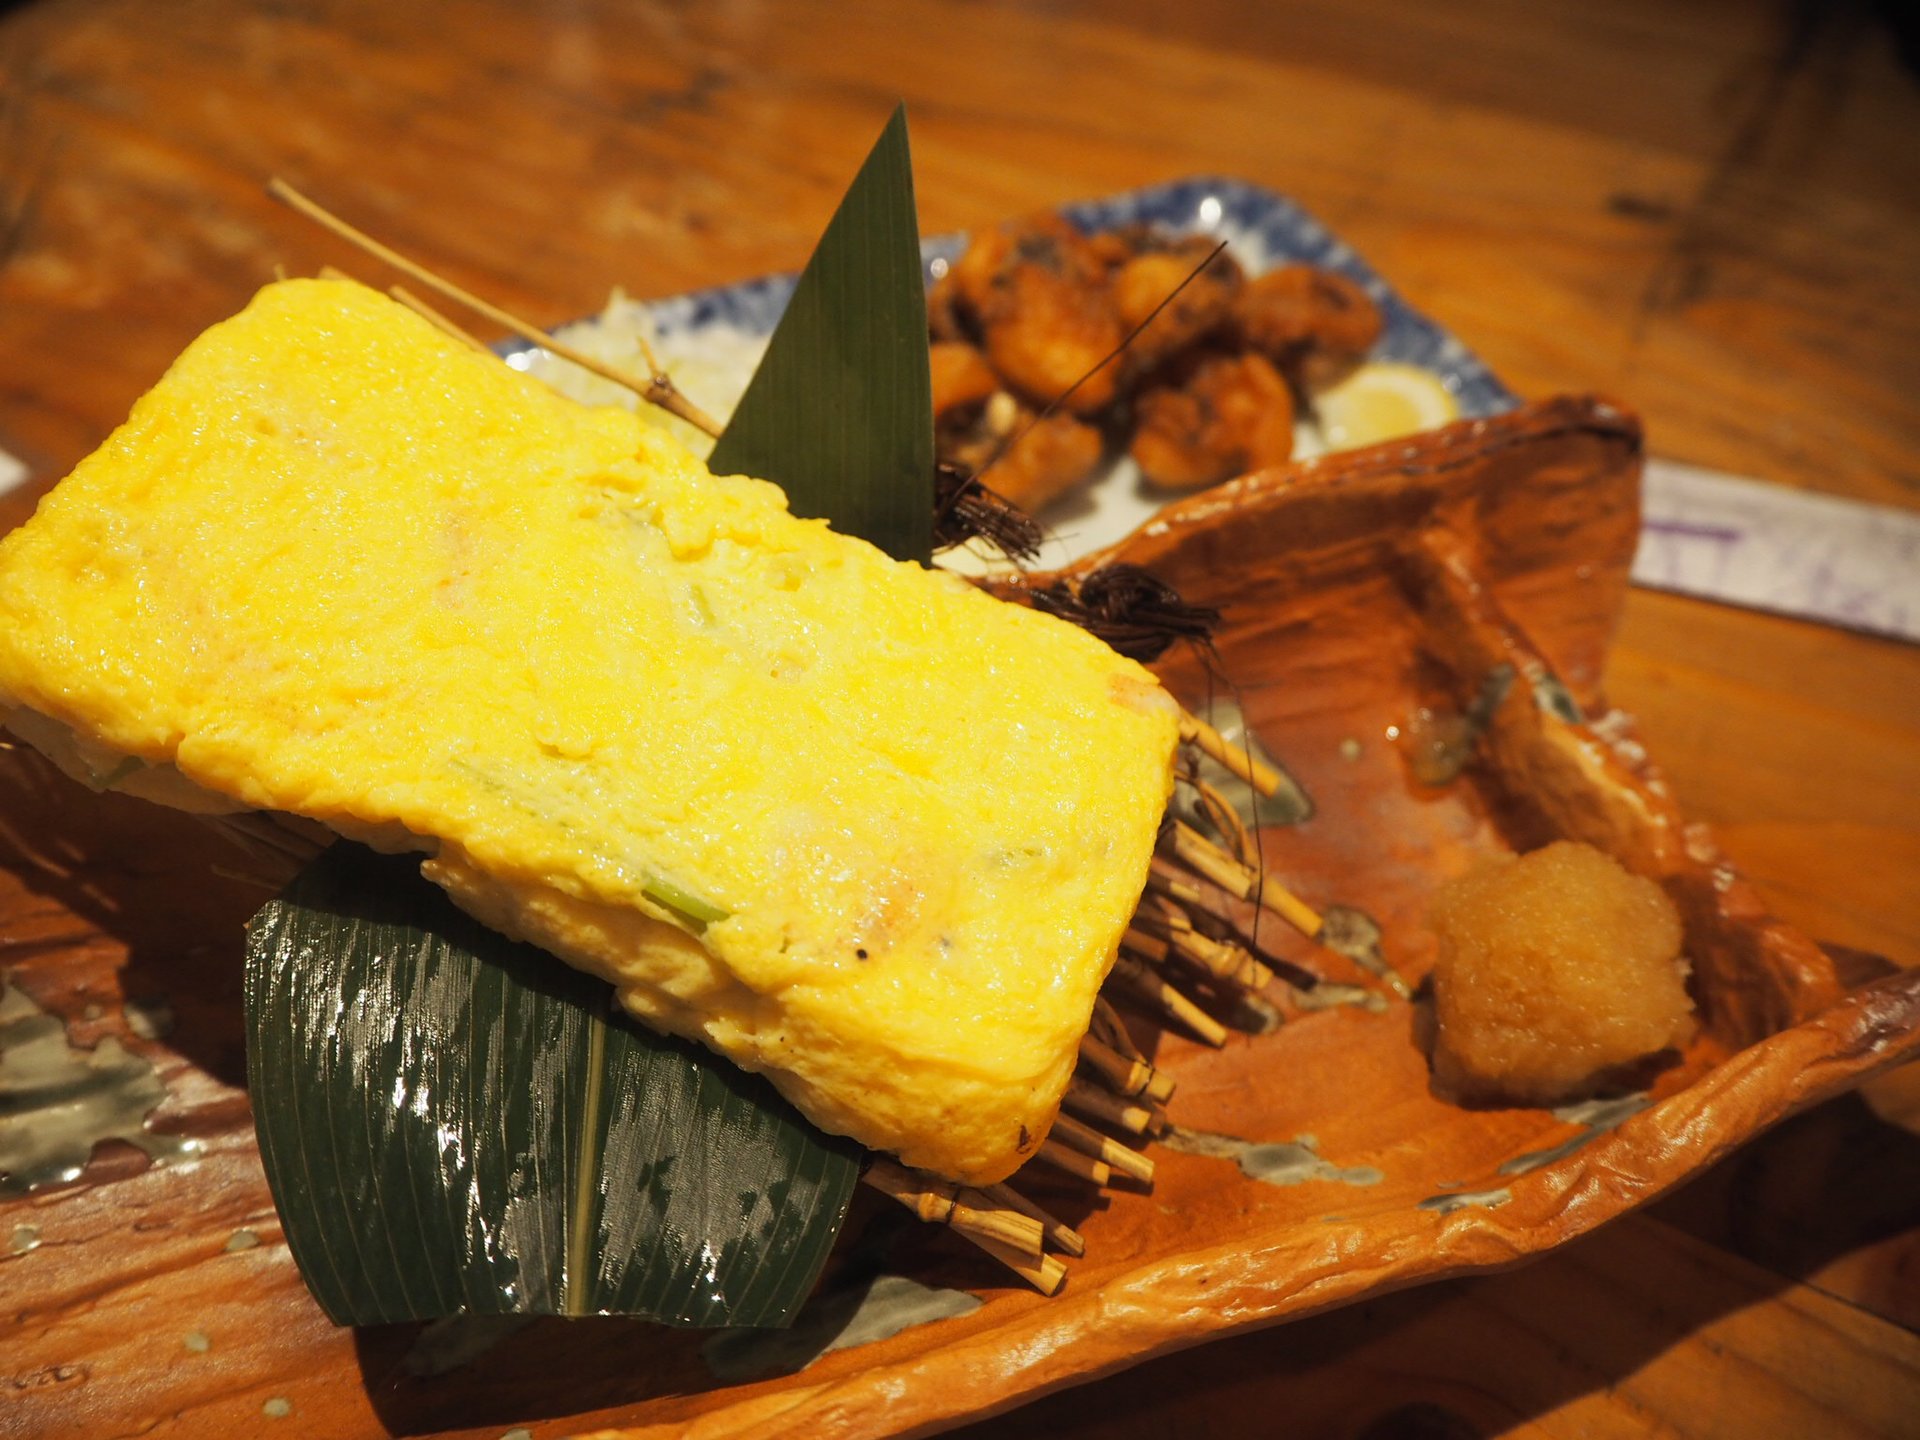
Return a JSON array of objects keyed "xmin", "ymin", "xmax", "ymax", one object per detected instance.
[{"xmin": 2, "ymin": 1, "xmax": 1916, "ymax": 1435}]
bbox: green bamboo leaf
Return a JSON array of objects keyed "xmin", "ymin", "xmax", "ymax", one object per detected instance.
[
  {"xmin": 245, "ymin": 844, "xmax": 859, "ymax": 1327},
  {"xmin": 707, "ymin": 104, "xmax": 934, "ymax": 564}
]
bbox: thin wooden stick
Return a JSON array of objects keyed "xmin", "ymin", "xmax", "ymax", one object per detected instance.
[
  {"xmin": 1077, "ymin": 1035, "xmax": 1175, "ymax": 1103},
  {"xmin": 862, "ymin": 1159, "xmax": 1044, "ymax": 1255},
  {"xmin": 1088, "ymin": 996, "xmax": 1144, "ymax": 1062},
  {"xmin": 1177, "ymin": 706, "xmax": 1280, "ymax": 796},
  {"xmin": 267, "ymin": 177, "xmax": 723, "ymax": 437},
  {"xmin": 1050, "ymin": 1114, "xmax": 1156, "ymax": 1185},
  {"xmin": 1170, "ymin": 928, "xmax": 1273, "ymax": 991},
  {"xmin": 1110, "ymin": 954, "xmax": 1229, "ymax": 1047},
  {"xmin": 967, "ymin": 1231, "xmax": 1068, "ymax": 1296},
  {"xmin": 1036, "ymin": 1138, "xmax": 1111, "ymax": 1187},
  {"xmin": 1064, "ymin": 1076, "xmax": 1166, "ymax": 1138},
  {"xmin": 389, "ymin": 284, "xmax": 490, "ymax": 354},
  {"xmin": 1121, "ymin": 927, "xmax": 1170, "ymax": 964},
  {"xmin": 1146, "ymin": 858, "xmax": 1325, "ymax": 992},
  {"xmin": 1187, "ymin": 771, "xmax": 1257, "ymax": 868},
  {"xmin": 980, "ymin": 1182, "xmax": 1085, "ymax": 1258},
  {"xmin": 1135, "ymin": 891, "xmax": 1194, "ymax": 933},
  {"xmin": 1164, "ymin": 820, "xmax": 1324, "ymax": 939},
  {"xmin": 1146, "ymin": 856, "xmax": 1210, "ymax": 909}
]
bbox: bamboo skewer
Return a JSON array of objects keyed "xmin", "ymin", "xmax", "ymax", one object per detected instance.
[
  {"xmin": 267, "ymin": 177, "xmax": 723, "ymax": 438},
  {"xmin": 863, "ymin": 1160, "xmax": 1064, "ymax": 1296},
  {"xmin": 863, "ymin": 1159, "xmax": 1044, "ymax": 1255},
  {"xmin": 1110, "ymin": 954, "xmax": 1230, "ymax": 1047},
  {"xmin": 1077, "ymin": 1034, "xmax": 1175, "ymax": 1103},
  {"xmin": 1135, "ymin": 891, "xmax": 1194, "ymax": 934},
  {"xmin": 1177, "ymin": 706, "xmax": 1281, "ymax": 797},
  {"xmin": 390, "ymin": 284, "xmax": 490, "ymax": 354},
  {"xmin": 968, "ymin": 1232, "xmax": 1068, "ymax": 1297},
  {"xmin": 1089, "ymin": 996, "xmax": 1145, "ymax": 1062},
  {"xmin": 980, "ymin": 1182, "xmax": 1086, "ymax": 1258},
  {"xmin": 1064, "ymin": 1076, "xmax": 1167, "ymax": 1138},
  {"xmin": 1128, "ymin": 898, "xmax": 1276, "ymax": 992},
  {"xmin": 1036, "ymin": 1138, "xmax": 1111, "ymax": 1187},
  {"xmin": 1147, "ymin": 859, "xmax": 1324, "ymax": 992},
  {"xmin": 1182, "ymin": 767, "xmax": 1258, "ymax": 869},
  {"xmin": 1050, "ymin": 1114, "xmax": 1156, "ymax": 1185},
  {"xmin": 1146, "ymin": 856, "xmax": 1210, "ymax": 910},
  {"xmin": 1091, "ymin": 995, "xmax": 1187, "ymax": 1096},
  {"xmin": 1164, "ymin": 820, "xmax": 1325, "ymax": 939}
]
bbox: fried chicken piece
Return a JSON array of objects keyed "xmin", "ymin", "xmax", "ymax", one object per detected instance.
[
  {"xmin": 1233, "ymin": 264, "xmax": 1383, "ymax": 388},
  {"xmin": 943, "ymin": 215, "xmax": 1125, "ymax": 415},
  {"xmin": 971, "ymin": 411, "xmax": 1106, "ymax": 514},
  {"xmin": 1130, "ymin": 351, "xmax": 1296, "ymax": 491},
  {"xmin": 930, "ymin": 341, "xmax": 1001, "ymax": 420},
  {"xmin": 1111, "ymin": 238, "xmax": 1243, "ymax": 381}
]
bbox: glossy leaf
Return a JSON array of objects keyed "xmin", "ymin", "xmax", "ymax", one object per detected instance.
[
  {"xmin": 707, "ymin": 103, "xmax": 935, "ymax": 563},
  {"xmin": 245, "ymin": 845, "xmax": 859, "ymax": 1327}
]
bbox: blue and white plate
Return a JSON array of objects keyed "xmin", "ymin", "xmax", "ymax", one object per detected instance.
[{"xmin": 508, "ymin": 176, "xmax": 1516, "ymax": 569}]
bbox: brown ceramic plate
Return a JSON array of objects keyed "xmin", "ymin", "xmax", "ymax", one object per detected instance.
[
  {"xmin": 5, "ymin": 392, "xmax": 1915, "ymax": 1440},
  {"xmin": 561, "ymin": 395, "xmax": 1920, "ymax": 1439}
]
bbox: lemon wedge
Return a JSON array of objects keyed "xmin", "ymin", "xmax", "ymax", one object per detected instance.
[{"xmin": 1314, "ymin": 361, "xmax": 1460, "ymax": 450}]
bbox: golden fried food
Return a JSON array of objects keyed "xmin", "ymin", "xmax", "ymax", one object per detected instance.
[
  {"xmin": 974, "ymin": 411, "xmax": 1106, "ymax": 514},
  {"xmin": 940, "ymin": 214, "xmax": 1125, "ymax": 415},
  {"xmin": 1130, "ymin": 351, "xmax": 1296, "ymax": 490},
  {"xmin": 1428, "ymin": 841, "xmax": 1695, "ymax": 1105},
  {"xmin": 929, "ymin": 340, "xmax": 1001, "ymax": 419},
  {"xmin": 1234, "ymin": 264, "xmax": 1384, "ymax": 386},
  {"xmin": 929, "ymin": 221, "xmax": 1389, "ymax": 514},
  {"xmin": 1111, "ymin": 238, "xmax": 1243, "ymax": 379}
]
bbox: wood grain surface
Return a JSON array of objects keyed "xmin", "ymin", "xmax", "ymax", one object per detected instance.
[{"xmin": 2, "ymin": 1, "xmax": 1916, "ymax": 1437}]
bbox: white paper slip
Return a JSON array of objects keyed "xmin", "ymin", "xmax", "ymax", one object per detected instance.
[{"xmin": 1635, "ymin": 458, "xmax": 1920, "ymax": 643}]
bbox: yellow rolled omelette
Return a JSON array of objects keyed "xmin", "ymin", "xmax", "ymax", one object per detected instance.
[{"xmin": 0, "ymin": 279, "xmax": 1178, "ymax": 1185}]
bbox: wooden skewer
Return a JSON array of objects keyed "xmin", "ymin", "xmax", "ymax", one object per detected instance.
[
  {"xmin": 968, "ymin": 1231, "xmax": 1068, "ymax": 1296},
  {"xmin": 1146, "ymin": 858, "xmax": 1325, "ymax": 991},
  {"xmin": 1077, "ymin": 1035, "xmax": 1175, "ymax": 1103},
  {"xmin": 1173, "ymin": 928, "xmax": 1274, "ymax": 991},
  {"xmin": 1134, "ymin": 891, "xmax": 1193, "ymax": 934},
  {"xmin": 390, "ymin": 284, "xmax": 491, "ymax": 354},
  {"xmin": 1131, "ymin": 897, "xmax": 1274, "ymax": 991},
  {"xmin": 1177, "ymin": 706, "xmax": 1280, "ymax": 797},
  {"xmin": 1065, "ymin": 1076, "xmax": 1167, "ymax": 1138},
  {"xmin": 980, "ymin": 1182, "xmax": 1086, "ymax": 1258},
  {"xmin": 1164, "ymin": 820, "xmax": 1324, "ymax": 939},
  {"xmin": 1110, "ymin": 954, "xmax": 1229, "ymax": 1048},
  {"xmin": 1146, "ymin": 856, "xmax": 1210, "ymax": 909},
  {"xmin": 1131, "ymin": 898, "xmax": 1195, "ymax": 946},
  {"xmin": 267, "ymin": 177, "xmax": 723, "ymax": 437},
  {"xmin": 862, "ymin": 1159, "xmax": 1044, "ymax": 1256},
  {"xmin": 1186, "ymin": 771, "xmax": 1257, "ymax": 868},
  {"xmin": 1050, "ymin": 1114, "xmax": 1156, "ymax": 1185},
  {"xmin": 1089, "ymin": 996, "xmax": 1144, "ymax": 1062},
  {"xmin": 1036, "ymin": 1138, "xmax": 1111, "ymax": 1187}
]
